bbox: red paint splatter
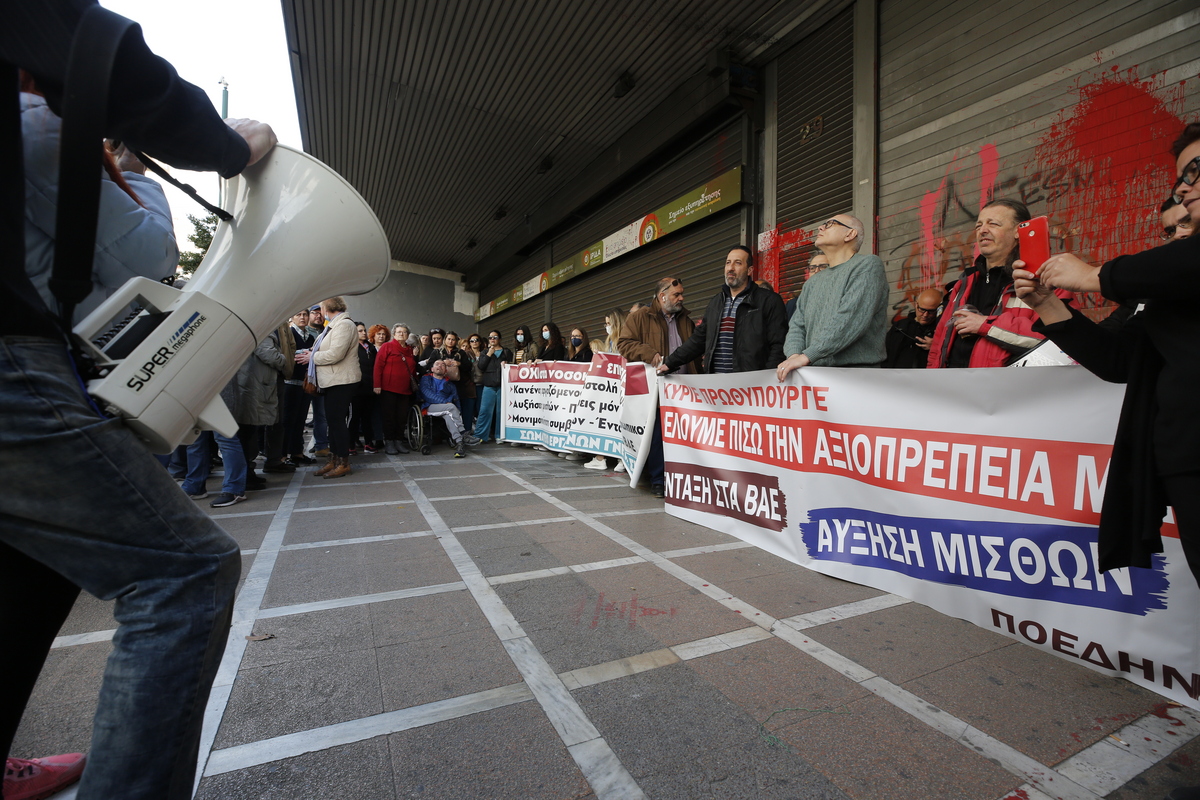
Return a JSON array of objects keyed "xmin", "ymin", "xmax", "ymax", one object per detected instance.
[
  {"xmin": 1149, "ymin": 701, "xmax": 1188, "ymax": 726},
  {"xmin": 919, "ymin": 178, "xmax": 946, "ymax": 287},
  {"xmin": 1034, "ymin": 67, "xmax": 1184, "ymax": 266},
  {"xmin": 758, "ymin": 223, "xmax": 815, "ymax": 300}
]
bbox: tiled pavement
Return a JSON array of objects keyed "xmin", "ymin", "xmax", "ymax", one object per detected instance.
[{"xmin": 14, "ymin": 443, "xmax": 1200, "ymax": 799}]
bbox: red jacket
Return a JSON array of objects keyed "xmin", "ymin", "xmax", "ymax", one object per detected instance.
[
  {"xmin": 928, "ymin": 261, "xmax": 1074, "ymax": 369},
  {"xmin": 374, "ymin": 340, "xmax": 416, "ymax": 394}
]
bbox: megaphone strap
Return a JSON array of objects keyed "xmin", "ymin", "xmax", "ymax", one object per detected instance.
[{"xmin": 130, "ymin": 150, "xmax": 233, "ymax": 222}]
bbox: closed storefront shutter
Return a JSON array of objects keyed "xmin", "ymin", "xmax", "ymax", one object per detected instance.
[
  {"xmin": 774, "ymin": 6, "xmax": 855, "ymax": 297},
  {"xmin": 546, "ymin": 209, "xmax": 743, "ymax": 348},
  {"xmin": 477, "ymin": 117, "xmax": 748, "ymax": 343},
  {"xmin": 877, "ymin": 0, "xmax": 1200, "ymax": 321}
]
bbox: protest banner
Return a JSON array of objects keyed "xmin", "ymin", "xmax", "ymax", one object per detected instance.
[
  {"xmin": 500, "ymin": 355, "xmax": 658, "ymax": 485},
  {"xmin": 659, "ymin": 366, "xmax": 1200, "ymax": 708}
]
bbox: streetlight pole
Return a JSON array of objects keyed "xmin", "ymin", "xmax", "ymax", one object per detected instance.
[{"xmin": 218, "ymin": 78, "xmax": 229, "ymax": 208}]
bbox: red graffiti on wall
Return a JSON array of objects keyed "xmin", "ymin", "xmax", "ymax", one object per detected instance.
[
  {"xmin": 758, "ymin": 223, "xmax": 815, "ymax": 300},
  {"xmin": 889, "ymin": 66, "xmax": 1185, "ymax": 320},
  {"xmin": 1035, "ymin": 66, "xmax": 1184, "ymax": 266}
]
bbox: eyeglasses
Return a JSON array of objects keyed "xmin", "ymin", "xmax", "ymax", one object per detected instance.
[
  {"xmin": 915, "ymin": 306, "xmax": 939, "ymax": 315},
  {"xmin": 818, "ymin": 218, "xmax": 853, "ymax": 232},
  {"xmin": 1161, "ymin": 220, "xmax": 1194, "ymax": 240},
  {"xmin": 469, "ymin": 338, "xmax": 481, "ymax": 343},
  {"xmin": 1171, "ymin": 156, "xmax": 1200, "ymax": 202},
  {"xmin": 488, "ymin": 335, "xmax": 499, "ymax": 339}
]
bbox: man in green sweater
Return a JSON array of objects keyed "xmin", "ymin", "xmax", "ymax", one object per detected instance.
[{"xmin": 775, "ymin": 213, "xmax": 889, "ymax": 381}]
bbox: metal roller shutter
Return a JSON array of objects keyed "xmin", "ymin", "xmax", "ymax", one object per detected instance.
[
  {"xmin": 774, "ymin": 6, "xmax": 855, "ymax": 297},
  {"xmin": 544, "ymin": 209, "xmax": 743, "ymax": 346},
  {"xmin": 877, "ymin": 0, "xmax": 1200, "ymax": 321},
  {"xmin": 478, "ymin": 246, "xmax": 549, "ymax": 318},
  {"xmin": 553, "ymin": 119, "xmax": 744, "ymax": 258}
]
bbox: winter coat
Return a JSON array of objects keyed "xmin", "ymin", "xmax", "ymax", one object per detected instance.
[
  {"xmin": 223, "ymin": 331, "xmax": 288, "ymax": 426},
  {"xmin": 419, "ymin": 374, "xmax": 459, "ymax": 408},
  {"xmin": 374, "ymin": 339, "xmax": 417, "ymax": 394},
  {"xmin": 477, "ymin": 346, "xmax": 513, "ymax": 388},
  {"xmin": 619, "ymin": 305, "xmax": 698, "ymax": 370},
  {"xmin": 928, "ymin": 256, "xmax": 1073, "ymax": 369},
  {"xmin": 355, "ymin": 341, "xmax": 377, "ymax": 391},
  {"xmin": 313, "ymin": 313, "xmax": 361, "ymax": 388},
  {"xmin": 21, "ymin": 92, "xmax": 178, "ymax": 324},
  {"xmin": 666, "ymin": 282, "xmax": 788, "ymax": 373}
]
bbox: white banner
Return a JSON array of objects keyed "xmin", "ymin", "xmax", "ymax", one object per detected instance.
[
  {"xmin": 500, "ymin": 355, "xmax": 658, "ymax": 486},
  {"xmin": 660, "ymin": 367, "xmax": 1200, "ymax": 709}
]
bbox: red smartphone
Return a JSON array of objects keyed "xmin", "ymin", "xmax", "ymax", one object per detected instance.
[{"xmin": 1017, "ymin": 216, "xmax": 1050, "ymax": 274}]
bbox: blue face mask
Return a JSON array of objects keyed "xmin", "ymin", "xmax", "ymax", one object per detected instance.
[
  {"xmin": 542, "ymin": 330, "xmax": 550, "ymax": 340},
  {"xmin": 516, "ymin": 334, "xmax": 524, "ymax": 343},
  {"xmin": 571, "ymin": 337, "xmax": 582, "ymax": 347}
]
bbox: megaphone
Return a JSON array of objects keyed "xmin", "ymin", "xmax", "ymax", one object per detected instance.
[{"xmin": 73, "ymin": 144, "xmax": 391, "ymax": 453}]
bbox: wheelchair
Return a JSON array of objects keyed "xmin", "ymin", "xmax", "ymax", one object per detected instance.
[{"xmin": 406, "ymin": 404, "xmax": 451, "ymax": 455}]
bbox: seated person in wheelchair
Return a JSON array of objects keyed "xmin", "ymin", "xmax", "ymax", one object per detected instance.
[{"xmin": 419, "ymin": 360, "xmax": 481, "ymax": 456}]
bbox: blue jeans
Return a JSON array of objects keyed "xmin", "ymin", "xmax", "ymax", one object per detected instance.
[
  {"xmin": 460, "ymin": 394, "xmax": 478, "ymax": 435},
  {"xmin": 181, "ymin": 432, "xmax": 247, "ymax": 496},
  {"xmin": 474, "ymin": 385, "xmax": 501, "ymax": 440},
  {"xmin": 0, "ymin": 337, "xmax": 240, "ymax": 800}
]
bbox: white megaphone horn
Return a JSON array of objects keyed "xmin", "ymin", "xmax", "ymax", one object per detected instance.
[{"xmin": 73, "ymin": 144, "xmax": 391, "ymax": 453}]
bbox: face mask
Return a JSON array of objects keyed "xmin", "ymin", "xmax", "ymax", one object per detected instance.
[
  {"xmin": 516, "ymin": 334, "xmax": 524, "ymax": 343},
  {"xmin": 542, "ymin": 330, "xmax": 550, "ymax": 340},
  {"xmin": 571, "ymin": 337, "xmax": 582, "ymax": 347},
  {"xmin": 605, "ymin": 325, "xmax": 612, "ymax": 336}
]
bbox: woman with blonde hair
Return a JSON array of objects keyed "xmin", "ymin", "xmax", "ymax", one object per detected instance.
[
  {"xmin": 585, "ymin": 307, "xmax": 631, "ymax": 472},
  {"xmin": 307, "ymin": 296, "xmax": 360, "ymax": 478}
]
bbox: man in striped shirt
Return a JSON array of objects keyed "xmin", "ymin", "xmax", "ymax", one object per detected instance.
[{"xmin": 658, "ymin": 246, "xmax": 788, "ymax": 376}]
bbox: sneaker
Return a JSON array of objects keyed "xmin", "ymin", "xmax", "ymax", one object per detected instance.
[
  {"xmin": 584, "ymin": 457, "xmax": 607, "ymax": 470},
  {"xmin": 4, "ymin": 753, "xmax": 87, "ymax": 800},
  {"xmin": 614, "ymin": 461, "xmax": 626, "ymax": 473},
  {"xmin": 454, "ymin": 441, "xmax": 466, "ymax": 458},
  {"xmin": 187, "ymin": 490, "xmax": 209, "ymax": 500},
  {"xmin": 363, "ymin": 442, "xmax": 379, "ymax": 453},
  {"xmin": 464, "ymin": 435, "xmax": 482, "ymax": 447},
  {"xmin": 564, "ymin": 453, "xmax": 586, "ymax": 461},
  {"xmin": 210, "ymin": 493, "xmax": 246, "ymax": 508}
]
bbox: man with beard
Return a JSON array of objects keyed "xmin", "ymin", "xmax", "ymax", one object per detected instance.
[{"xmin": 658, "ymin": 245, "xmax": 787, "ymax": 375}]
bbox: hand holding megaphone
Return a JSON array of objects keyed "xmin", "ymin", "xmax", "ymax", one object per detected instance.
[{"xmin": 225, "ymin": 118, "xmax": 277, "ymax": 166}]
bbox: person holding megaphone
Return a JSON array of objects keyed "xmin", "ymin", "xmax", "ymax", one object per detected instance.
[{"xmin": 1, "ymin": 4, "xmax": 277, "ymax": 799}]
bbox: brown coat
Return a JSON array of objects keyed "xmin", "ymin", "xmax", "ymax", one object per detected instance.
[{"xmin": 618, "ymin": 305, "xmax": 701, "ymax": 372}]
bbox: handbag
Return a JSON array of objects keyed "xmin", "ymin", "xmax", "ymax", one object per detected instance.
[{"xmin": 303, "ymin": 376, "xmax": 321, "ymax": 395}]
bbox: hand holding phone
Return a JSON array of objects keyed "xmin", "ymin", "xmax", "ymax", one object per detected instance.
[{"xmin": 1017, "ymin": 216, "xmax": 1051, "ymax": 275}]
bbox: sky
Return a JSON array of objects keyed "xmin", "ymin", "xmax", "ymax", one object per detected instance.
[{"xmin": 101, "ymin": 0, "xmax": 303, "ymax": 253}]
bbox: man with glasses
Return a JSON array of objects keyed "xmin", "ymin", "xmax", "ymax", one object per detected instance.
[
  {"xmin": 926, "ymin": 200, "xmax": 1070, "ymax": 369},
  {"xmin": 884, "ymin": 288, "xmax": 943, "ymax": 368},
  {"xmin": 776, "ymin": 214, "xmax": 889, "ymax": 380},
  {"xmin": 1161, "ymin": 197, "xmax": 1193, "ymax": 242},
  {"xmin": 621, "ymin": 276, "xmax": 700, "ymax": 497}
]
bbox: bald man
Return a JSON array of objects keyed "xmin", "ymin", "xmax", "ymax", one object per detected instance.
[
  {"xmin": 777, "ymin": 213, "xmax": 890, "ymax": 380},
  {"xmin": 884, "ymin": 288, "xmax": 944, "ymax": 368}
]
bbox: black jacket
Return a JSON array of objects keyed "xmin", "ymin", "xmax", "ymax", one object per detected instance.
[
  {"xmin": 1035, "ymin": 235, "xmax": 1200, "ymax": 571},
  {"xmin": 665, "ymin": 282, "xmax": 788, "ymax": 373},
  {"xmin": 5, "ymin": 2, "xmax": 251, "ymax": 340},
  {"xmin": 884, "ymin": 312, "xmax": 937, "ymax": 369},
  {"xmin": 355, "ymin": 341, "xmax": 377, "ymax": 391},
  {"xmin": 477, "ymin": 346, "xmax": 512, "ymax": 388}
]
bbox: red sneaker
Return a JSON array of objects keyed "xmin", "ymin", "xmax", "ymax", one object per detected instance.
[{"xmin": 4, "ymin": 754, "xmax": 87, "ymax": 800}]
